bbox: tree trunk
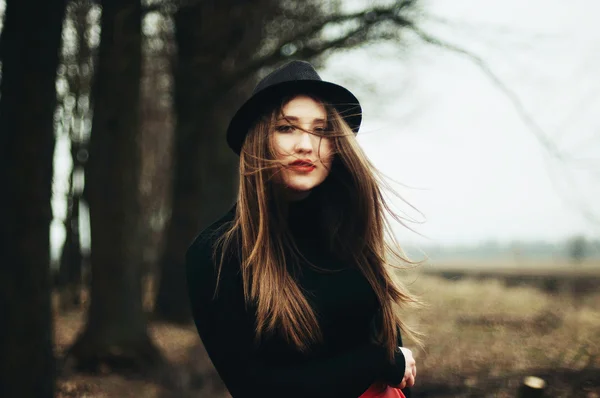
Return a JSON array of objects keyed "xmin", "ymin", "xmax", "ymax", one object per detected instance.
[
  {"xmin": 56, "ymin": 0, "xmax": 94, "ymax": 312},
  {"xmin": 0, "ymin": 0, "xmax": 67, "ymax": 396},
  {"xmin": 153, "ymin": 1, "xmax": 272, "ymax": 323},
  {"xmin": 137, "ymin": 14, "xmax": 175, "ymax": 311},
  {"xmin": 67, "ymin": 0, "xmax": 162, "ymax": 371},
  {"xmin": 56, "ymin": 161, "xmax": 83, "ymax": 311}
]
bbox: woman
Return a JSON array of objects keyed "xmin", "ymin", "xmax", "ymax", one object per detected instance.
[{"xmin": 185, "ymin": 60, "xmax": 419, "ymax": 398}]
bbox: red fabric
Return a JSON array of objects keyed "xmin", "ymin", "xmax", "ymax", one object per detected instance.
[{"xmin": 359, "ymin": 382, "xmax": 406, "ymax": 398}]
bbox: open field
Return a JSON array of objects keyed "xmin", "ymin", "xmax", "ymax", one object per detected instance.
[
  {"xmin": 414, "ymin": 258, "xmax": 600, "ymax": 297},
  {"xmin": 420, "ymin": 258, "xmax": 600, "ymax": 273},
  {"xmin": 55, "ymin": 269, "xmax": 600, "ymax": 397}
]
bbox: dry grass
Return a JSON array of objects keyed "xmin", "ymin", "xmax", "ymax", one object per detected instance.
[
  {"xmin": 53, "ymin": 270, "xmax": 600, "ymax": 397},
  {"xmin": 54, "ymin": 311, "xmax": 229, "ymax": 398},
  {"xmin": 399, "ymin": 272, "xmax": 600, "ymax": 396}
]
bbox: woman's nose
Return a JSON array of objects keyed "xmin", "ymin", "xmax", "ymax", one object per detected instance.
[{"xmin": 294, "ymin": 131, "xmax": 313, "ymax": 153}]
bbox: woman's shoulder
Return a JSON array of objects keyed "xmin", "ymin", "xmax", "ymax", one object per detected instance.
[
  {"xmin": 185, "ymin": 205, "xmax": 245, "ymax": 311},
  {"xmin": 187, "ymin": 205, "xmax": 237, "ymax": 261},
  {"xmin": 185, "ymin": 205, "xmax": 240, "ymax": 286}
]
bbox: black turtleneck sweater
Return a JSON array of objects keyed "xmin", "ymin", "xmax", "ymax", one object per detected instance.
[{"xmin": 185, "ymin": 193, "xmax": 409, "ymax": 398}]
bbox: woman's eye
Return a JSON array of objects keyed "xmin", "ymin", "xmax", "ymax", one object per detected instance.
[
  {"xmin": 276, "ymin": 125, "xmax": 294, "ymax": 133},
  {"xmin": 314, "ymin": 127, "xmax": 326, "ymax": 133}
]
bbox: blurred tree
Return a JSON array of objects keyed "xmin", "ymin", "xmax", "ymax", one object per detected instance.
[
  {"xmin": 55, "ymin": 0, "xmax": 95, "ymax": 312},
  {"xmin": 154, "ymin": 0, "xmax": 282, "ymax": 323},
  {"xmin": 67, "ymin": 0, "xmax": 162, "ymax": 370},
  {"xmin": 137, "ymin": 8, "xmax": 175, "ymax": 309},
  {"xmin": 567, "ymin": 235, "xmax": 587, "ymax": 265},
  {"xmin": 155, "ymin": 0, "xmax": 419, "ymax": 323},
  {"xmin": 0, "ymin": 0, "xmax": 67, "ymax": 396}
]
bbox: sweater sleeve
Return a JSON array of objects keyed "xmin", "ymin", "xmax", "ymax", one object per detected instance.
[
  {"xmin": 395, "ymin": 318, "xmax": 412, "ymax": 398},
  {"xmin": 185, "ymin": 238, "xmax": 400, "ymax": 398}
]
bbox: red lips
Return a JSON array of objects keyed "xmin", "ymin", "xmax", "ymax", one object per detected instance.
[
  {"xmin": 288, "ymin": 159, "xmax": 316, "ymax": 172},
  {"xmin": 289, "ymin": 159, "xmax": 314, "ymax": 167}
]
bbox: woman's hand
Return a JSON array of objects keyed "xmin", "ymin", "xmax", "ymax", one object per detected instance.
[{"xmin": 394, "ymin": 347, "xmax": 416, "ymax": 389}]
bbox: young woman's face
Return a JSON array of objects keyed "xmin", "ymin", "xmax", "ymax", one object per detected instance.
[{"xmin": 271, "ymin": 95, "xmax": 334, "ymax": 200}]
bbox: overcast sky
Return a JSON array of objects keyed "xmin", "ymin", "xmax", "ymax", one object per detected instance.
[{"xmin": 321, "ymin": 0, "xmax": 600, "ymax": 246}]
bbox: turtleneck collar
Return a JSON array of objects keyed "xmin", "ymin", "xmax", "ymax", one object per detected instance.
[{"xmin": 286, "ymin": 188, "xmax": 323, "ymax": 239}]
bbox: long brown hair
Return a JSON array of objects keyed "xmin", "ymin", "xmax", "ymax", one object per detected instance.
[{"xmin": 215, "ymin": 95, "xmax": 422, "ymax": 360}]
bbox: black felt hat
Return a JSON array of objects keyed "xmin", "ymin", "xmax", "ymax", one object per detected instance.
[{"xmin": 226, "ymin": 60, "xmax": 362, "ymax": 155}]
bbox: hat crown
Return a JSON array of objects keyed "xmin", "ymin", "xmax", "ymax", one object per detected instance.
[{"xmin": 253, "ymin": 60, "xmax": 322, "ymax": 95}]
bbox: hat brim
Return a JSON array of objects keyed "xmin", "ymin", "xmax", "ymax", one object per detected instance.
[{"xmin": 227, "ymin": 80, "xmax": 362, "ymax": 155}]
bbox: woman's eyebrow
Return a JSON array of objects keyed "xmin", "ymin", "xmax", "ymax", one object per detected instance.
[{"xmin": 277, "ymin": 115, "xmax": 327, "ymax": 124}]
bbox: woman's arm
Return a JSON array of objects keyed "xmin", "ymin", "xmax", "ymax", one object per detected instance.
[
  {"xmin": 370, "ymin": 307, "xmax": 413, "ymax": 397},
  {"xmin": 185, "ymin": 239, "xmax": 403, "ymax": 398}
]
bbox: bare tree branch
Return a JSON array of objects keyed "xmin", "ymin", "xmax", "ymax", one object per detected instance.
[
  {"xmin": 225, "ymin": 1, "xmax": 414, "ymax": 95},
  {"xmin": 405, "ymin": 22, "xmax": 569, "ymax": 162},
  {"xmin": 272, "ymin": 2, "xmax": 413, "ymax": 57},
  {"xmin": 403, "ymin": 22, "xmax": 600, "ymax": 226},
  {"xmin": 547, "ymin": 157, "xmax": 600, "ymax": 226}
]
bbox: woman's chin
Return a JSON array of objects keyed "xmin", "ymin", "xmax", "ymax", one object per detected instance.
[
  {"xmin": 284, "ymin": 176, "xmax": 325, "ymax": 191},
  {"xmin": 276, "ymin": 175, "xmax": 326, "ymax": 200},
  {"xmin": 285, "ymin": 181, "xmax": 319, "ymax": 192}
]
